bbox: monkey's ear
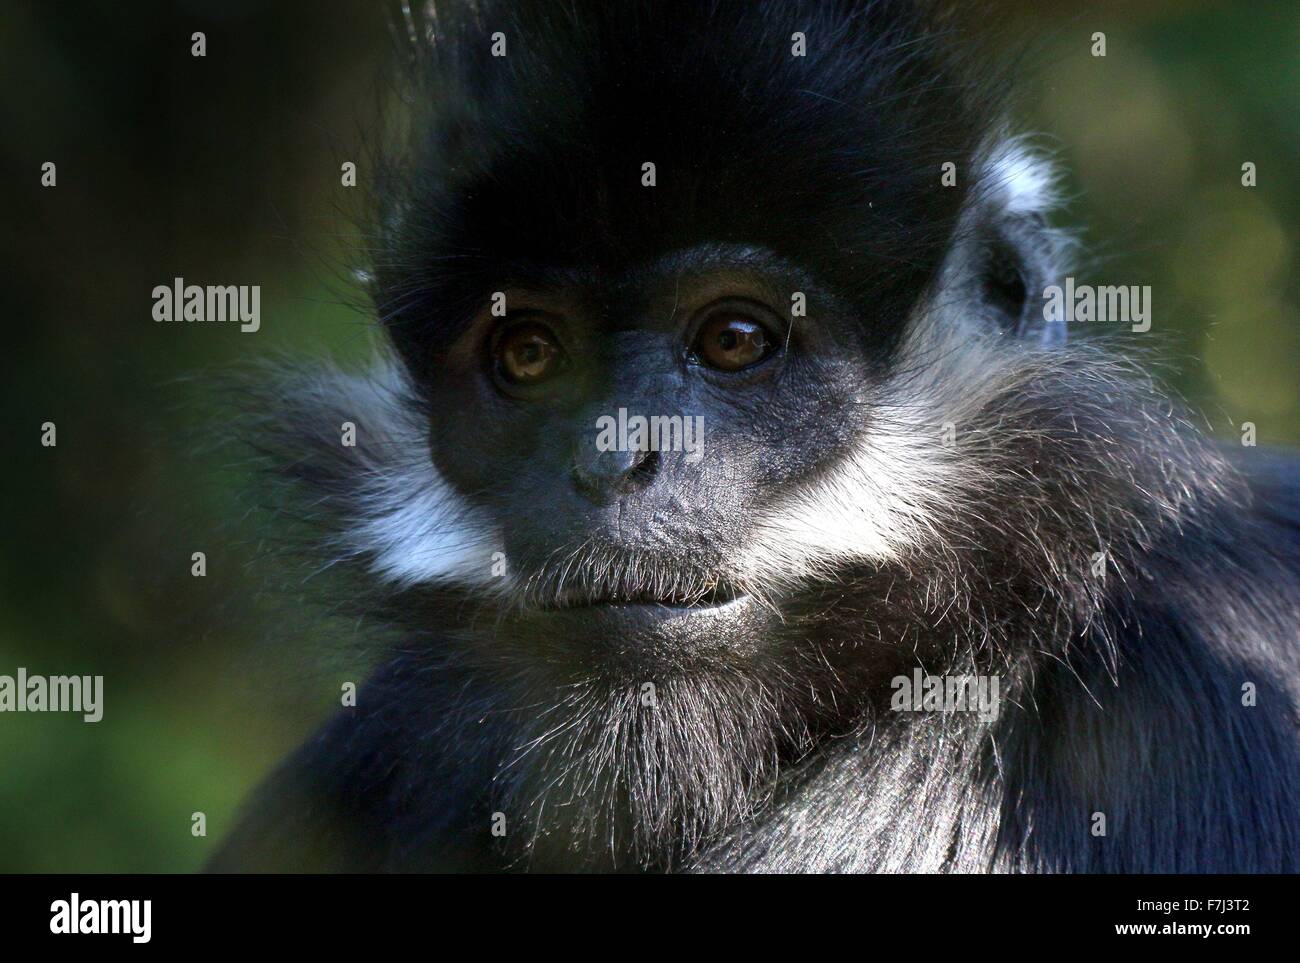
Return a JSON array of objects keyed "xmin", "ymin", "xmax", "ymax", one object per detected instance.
[{"xmin": 966, "ymin": 139, "xmax": 1070, "ymax": 346}]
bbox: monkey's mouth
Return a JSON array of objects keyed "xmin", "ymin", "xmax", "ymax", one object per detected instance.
[
  {"xmin": 536, "ymin": 581, "xmax": 746, "ymax": 612},
  {"xmin": 515, "ymin": 565, "xmax": 760, "ymax": 655}
]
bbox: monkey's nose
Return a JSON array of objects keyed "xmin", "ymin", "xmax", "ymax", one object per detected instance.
[{"xmin": 571, "ymin": 444, "xmax": 660, "ymax": 505}]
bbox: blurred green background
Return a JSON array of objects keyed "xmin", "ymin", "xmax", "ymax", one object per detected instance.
[{"xmin": 0, "ymin": 0, "xmax": 1296, "ymax": 871}]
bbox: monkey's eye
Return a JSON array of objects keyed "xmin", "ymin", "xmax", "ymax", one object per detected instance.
[
  {"xmin": 494, "ymin": 321, "xmax": 566, "ymax": 386},
  {"xmin": 690, "ymin": 314, "xmax": 775, "ymax": 371}
]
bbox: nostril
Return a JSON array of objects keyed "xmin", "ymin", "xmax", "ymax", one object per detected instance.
[
  {"xmin": 619, "ymin": 447, "xmax": 659, "ymax": 493},
  {"xmin": 572, "ymin": 445, "xmax": 659, "ymax": 504}
]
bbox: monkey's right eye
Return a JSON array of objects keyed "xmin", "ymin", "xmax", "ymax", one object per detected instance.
[
  {"xmin": 690, "ymin": 314, "xmax": 776, "ymax": 372},
  {"xmin": 494, "ymin": 321, "xmax": 567, "ymax": 386}
]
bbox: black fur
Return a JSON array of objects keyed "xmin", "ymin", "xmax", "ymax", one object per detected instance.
[
  {"xmin": 209, "ymin": 0, "xmax": 1300, "ymax": 873},
  {"xmin": 372, "ymin": 0, "xmax": 990, "ymax": 375}
]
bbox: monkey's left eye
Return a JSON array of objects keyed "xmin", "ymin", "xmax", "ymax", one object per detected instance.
[
  {"xmin": 495, "ymin": 322, "xmax": 567, "ymax": 386},
  {"xmin": 690, "ymin": 314, "xmax": 775, "ymax": 371}
]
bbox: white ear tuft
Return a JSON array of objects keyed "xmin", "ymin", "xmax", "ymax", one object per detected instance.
[
  {"xmin": 980, "ymin": 135, "xmax": 1061, "ymax": 218},
  {"xmin": 354, "ymin": 462, "xmax": 502, "ymax": 588},
  {"xmin": 320, "ymin": 360, "xmax": 503, "ymax": 588}
]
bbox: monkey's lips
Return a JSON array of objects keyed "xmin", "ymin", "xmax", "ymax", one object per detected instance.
[
  {"xmin": 537, "ymin": 581, "xmax": 747, "ymax": 613},
  {"xmin": 507, "ymin": 577, "xmax": 764, "ymax": 664},
  {"xmin": 510, "ymin": 563, "xmax": 765, "ymax": 659}
]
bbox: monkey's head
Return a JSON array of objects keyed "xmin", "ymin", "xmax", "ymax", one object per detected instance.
[
  {"xmin": 258, "ymin": 0, "xmax": 1224, "ymax": 864},
  {"xmin": 349, "ymin": 1, "xmax": 1084, "ymax": 673}
]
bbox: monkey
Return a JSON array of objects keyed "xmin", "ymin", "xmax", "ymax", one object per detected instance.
[{"xmin": 207, "ymin": 0, "xmax": 1300, "ymax": 873}]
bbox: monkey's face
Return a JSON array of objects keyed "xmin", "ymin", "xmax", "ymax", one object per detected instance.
[
  {"xmin": 416, "ymin": 248, "xmax": 878, "ymax": 672},
  {"xmin": 367, "ymin": 1, "xmax": 1062, "ymax": 685}
]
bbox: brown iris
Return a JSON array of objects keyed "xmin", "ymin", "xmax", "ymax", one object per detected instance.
[
  {"xmin": 693, "ymin": 315, "xmax": 774, "ymax": 371},
  {"xmin": 497, "ymin": 322, "xmax": 564, "ymax": 385}
]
